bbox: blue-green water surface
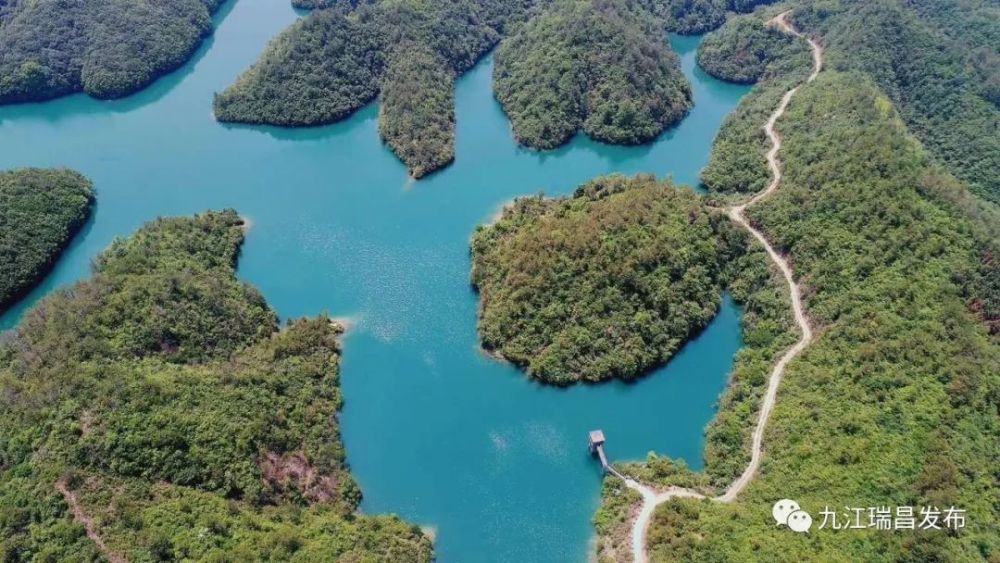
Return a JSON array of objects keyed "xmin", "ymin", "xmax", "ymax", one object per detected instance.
[{"xmin": 0, "ymin": 0, "xmax": 750, "ymax": 560}]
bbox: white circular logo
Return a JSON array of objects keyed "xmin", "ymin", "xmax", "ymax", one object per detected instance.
[{"xmin": 772, "ymin": 499, "xmax": 801, "ymax": 526}]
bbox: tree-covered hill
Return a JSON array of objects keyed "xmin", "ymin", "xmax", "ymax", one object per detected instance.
[
  {"xmin": 598, "ymin": 68, "xmax": 1000, "ymax": 562},
  {"xmin": 902, "ymin": 0, "xmax": 999, "ymax": 107},
  {"xmin": 213, "ymin": 0, "xmax": 783, "ymax": 174},
  {"xmin": 493, "ymin": 0, "xmax": 693, "ymax": 150},
  {"xmin": 698, "ymin": 10, "xmax": 814, "ymax": 195},
  {"xmin": 470, "ymin": 175, "xmax": 739, "ymax": 385},
  {"xmin": 0, "ymin": 210, "xmax": 433, "ymax": 561},
  {"xmin": 0, "ymin": 0, "xmax": 222, "ymax": 103},
  {"xmin": 0, "ymin": 168, "xmax": 93, "ymax": 314},
  {"xmin": 639, "ymin": 0, "xmax": 780, "ymax": 34},
  {"xmin": 214, "ymin": 0, "xmax": 536, "ymax": 178},
  {"xmin": 696, "ymin": 13, "xmax": 808, "ymax": 83},
  {"xmin": 701, "ymin": 0, "xmax": 1000, "ymax": 204},
  {"xmin": 792, "ymin": 0, "xmax": 1000, "ymax": 204}
]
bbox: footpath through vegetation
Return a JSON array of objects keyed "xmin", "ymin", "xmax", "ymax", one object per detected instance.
[{"xmin": 610, "ymin": 11, "xmax": 821, "ymax": 562}]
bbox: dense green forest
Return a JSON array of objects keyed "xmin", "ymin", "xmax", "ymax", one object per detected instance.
[
  {"xmin": 696, "ymin": 13, "xmax": 808, "ymax": 83},
  {"xmin": 791, "ymin": 0, "xmax": 1000, "ymax": 204},
  {"xmin": 638, "ymin": 0, "xmax": 779, "ymax": 34},
  {"xmin": 0, "ymin": 169, "xmax": 93, "ymax": 314},
  {"xmin": 0, "ymin": 210, "xmax": 433, "ymax": 561},
  {"xmin": 493, "ymin": 0, "xmax": 693, "ymax": 150},
  {"xmin": 902, "ymin": 0, "xmax": 999, "ymax": 107},
  {"xmin": 470, "ymin": 175, "xmax": 737, "ymax": 385},
  {"xmin": 215, "ymin": 0, "xmax": 783, "ymax": 173},
  {"xmin": 215, "ymin": 0, "xmax": 536, "ymax": 178},
  {"xmin": 699, "ymin": 10, "xmax": 814, "ymax": 195},
  {"xmin": 0, "ymin": 0, "xmax": 221, "ymax": 103},
  {"xmin": 378, "ymin": 42, "xmax": 456, "ymax": 178},
  {"xmin": 292, "ymin": 0, "xmax": 361, "ymax": 10},
  {"xmin": 598, "ymin": 68, "xmax": 1000, "ymax": 561},
  {"xmin": 704, "ymin": 0, "xmax": 1000, "ymax": 204}
]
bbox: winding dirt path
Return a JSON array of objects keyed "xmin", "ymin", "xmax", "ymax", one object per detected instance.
[
  {"xmin": 56, "ymin": 479, "xmax": 128, "ymax": 563},
  {"xmin": 615, "ymin": 12, "xmax": 822, "ymax": 563}
]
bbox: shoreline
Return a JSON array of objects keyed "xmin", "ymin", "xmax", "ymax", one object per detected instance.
[
  {"xmin": 607, "ymin": 11, "xmax": 823, "ymax": 562},
  {"xmin": 329, "ymin": 315, "xmax": 357, "ymax": 333},
  {"xmin": 238, "ymin": 214, "xmax": 254, "ymax": 233}
]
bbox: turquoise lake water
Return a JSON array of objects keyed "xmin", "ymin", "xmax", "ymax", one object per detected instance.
[{"xmin": 0, "ymin": 0, "xmax": 750, "ymax": 560}]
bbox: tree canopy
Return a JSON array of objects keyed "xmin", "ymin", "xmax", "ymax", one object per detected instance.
[
  {"xmin": 0, "ymin": 210, "xmax": 433, "ymax": 562},
  {"xmin": 638, "ymin": 0, "xmax": 780, "ymax": 34},
  {"xmin": 699, "ymin": 11, "xmax": 815, "ymax": 195},
  {"xmin": 793, "ymin": 0, "xmax": 1000, "ymax": 203},
  {"xmin": 701, "ymin": 0, "xmax": 1000, "ymax": 203},
  {"xmin": 696, "ymin": 14, "xmax": 808, "ymax": 83},
  {"xmin": 378, "ymin": 42, "xmax": 456, "ymax": 178},
  {"xmin": 215, "ymin": 0, "xmax": 536, "ymax": 178},
  {"xmin": 0, "ymin": 0, "xmax": 221, "ymax": 103},
  {"xmin": 471, "ymin": 175, "xmax": 738, "ymax": 384},
  {"xmin": 598, "ymin": 69, "xmax": 1000, "ymax": 563},
  {"xmin": 493, "ymin": 0, "xmax": 693, "ymax": 150},
  {"xmin": 596, "ymin": 3, "xmax": 1000, "ymax": 558},
  {"xmin": 0, "ymin": 168, "xmax": 93, "ymax": 314}
]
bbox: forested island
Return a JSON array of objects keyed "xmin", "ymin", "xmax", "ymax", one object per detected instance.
[
  {"xmin": 0, "ymin": 168, "xmax": 93, "ymax": 314},
  {"xmin": 471, "ymin": 175, "xmax": 738, "ymax": 384},
  {"xmin": 0, "ymin": 210, "xmax": 433, "ymax": 561},
  {"xmin": 493, "ymin": 0, "xmax": 692, "ymax": 150},
  {"xmin": 214, "ymin": 0, "xmax": 536, "ymax": 178},
  {"xmin": 0, "ymin": 0, "xmax": 222, "ymax": 103},
  {"xmin": 596, "ymin": 4, "xmax": 1000, "ymax": 560}
]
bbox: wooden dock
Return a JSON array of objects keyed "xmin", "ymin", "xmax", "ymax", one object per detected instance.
[{"xmin": 588, "ymin": 430, "xmax": 610, "ymax": 472}]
